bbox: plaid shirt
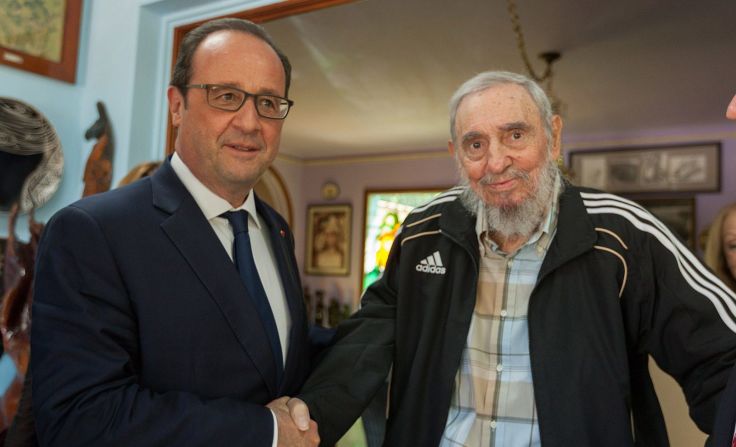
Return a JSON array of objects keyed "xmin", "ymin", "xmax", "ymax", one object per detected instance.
[{"xmin": 441, "ymin": 182, "xmax": 560, "ymax": 447}]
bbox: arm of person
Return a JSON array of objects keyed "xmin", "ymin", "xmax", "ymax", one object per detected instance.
[
  {"xmin": 307, "ymin": 325, "xmax": 337, "ymax": 368},
  {"xmin": 30, "ymin": 205, "xmax": 314, "ymax": 447},
  {"xmin": 296, "ymin": 240, "xmax": 401, "ymax": 446},
  {"xmin": 631, "ymin": 226, "xmax": 736, "ymax": 434}
]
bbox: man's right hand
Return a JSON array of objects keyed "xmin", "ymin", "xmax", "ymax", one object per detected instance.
[{"xmin": 267, "ymin": 397, "xmax": 319, "ymax": 447}]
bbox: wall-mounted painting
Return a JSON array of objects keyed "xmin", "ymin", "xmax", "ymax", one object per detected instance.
[
  {"xmin": 361, "ymin": 189, "xmax": 444, "ymax": 294},
  {"xmin": 0, "ymin": 0, "xmax": 82, "ymax": 83},
  {"xmin": 569, "ymin": 142, "xmax": 720, "ymax": 194},
  {"xmin": 305, "ymin": 204, "xmax": 352, "ymax": 276}
]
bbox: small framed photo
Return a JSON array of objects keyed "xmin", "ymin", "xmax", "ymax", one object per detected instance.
[
  {"xmin": 305, "ymin": 204, "xmax": 351, "ymax": 276},
  {"xmin": 569, "ymin": 142, "xmax": 720, "ymax": 194}
]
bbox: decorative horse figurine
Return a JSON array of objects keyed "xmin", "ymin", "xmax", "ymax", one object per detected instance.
[{"xmin": 82, "ymin": 101, "xmax": 114, "ymax": 197}]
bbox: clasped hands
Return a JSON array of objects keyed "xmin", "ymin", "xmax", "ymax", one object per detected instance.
[{"xmin": 267, "ymin": 396, "xmax": 319, "ymax": 447}]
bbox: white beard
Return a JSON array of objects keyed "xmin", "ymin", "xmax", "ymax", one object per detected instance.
[{"xmin": 458, "ymin": 158, "xmax": 562, "ymax": 240}]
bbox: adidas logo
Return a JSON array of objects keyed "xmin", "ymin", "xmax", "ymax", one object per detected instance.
[{"xmin": 415, "ymin": 251, "xmax": 446, "ymax": 275}]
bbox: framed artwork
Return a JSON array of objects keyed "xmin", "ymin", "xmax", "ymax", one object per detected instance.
[
  {"xmin": 361, "ymin": 188, "xmax": 444, "ymax": 293},
  {"xmin": 305, "ymin": 204, "xmax": 352, "ymax": 276},
  {"xmin": 634, "ymin": 197, "xmax": 696, "ymax": 249},
  {"xmin": 0, "ymin": 0, "xmax": 83, "ymax": 83},
  {"xmin": 569, "ymin": 142, "xmax": 720, "ymax": 194}
]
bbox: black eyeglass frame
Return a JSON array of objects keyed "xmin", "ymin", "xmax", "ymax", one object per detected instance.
[{"xmin": 181, "ymin": 83, "xmax": 294, "ymax": 119}]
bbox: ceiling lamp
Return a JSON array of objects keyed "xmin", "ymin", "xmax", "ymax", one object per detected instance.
[{"xmin": 506, "ymin": 0, "xmax": 565, "ymax": 115}]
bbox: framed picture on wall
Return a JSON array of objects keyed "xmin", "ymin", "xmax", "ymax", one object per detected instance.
[
  {"xmin": 569, "ymin": 142, "xmax": 720, "ymax": 194},
  {"xmin": 305, "ymin": 204, "xmax": 352, "ymax": 276},
  {"xmin": 361, "ymin": 188, "xmax": 444, "ymax": 294},
  {"xmin": 0, "ymin": 0, "xmax": 83, "ymax": 83},
  {"xmin": 633, "ymin": 197, "xmax": 696, "ymax": 249}
]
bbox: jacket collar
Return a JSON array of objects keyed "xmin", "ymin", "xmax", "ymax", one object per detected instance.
[
  {"xmin": 439, "ymin": 193, "xmax": 480, "ymax": 261},
  {"xmin": 537, "ymin": 183, "xmax": 597, "ymax": 280},
  {"xmin": 255, "ymin": 197, "xmax": 308, "ymax": 394},
  {"xmin": 437, "ymin": 183, "xmax": 597, "ymax": 275}
]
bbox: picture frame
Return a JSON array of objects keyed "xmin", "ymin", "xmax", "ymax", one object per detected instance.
[
  {"xmin": 305, "ymin": 204, "xmax": 352, "ymax": 276},
  {"xmin": 0, "ymin": 0, "xmax": 83, "ymax": 83},
  {"xmin": 361, "ymin": 188, "xmax": 444, "ymax": 294},
  {"xmin": 634, "ymin": 197, "xmax": 696, "ymax": 249},
  {"xmin": 568, "ymin": 142, "xmax": 720, "ymax": 194}
]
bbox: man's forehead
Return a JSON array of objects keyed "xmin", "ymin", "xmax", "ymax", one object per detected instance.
[
  {"xmin": 461, "ymin": 84, "xmax": 536, "ymax": 111},
  {"xmin": 197, "ymin": 29, "xmax": 272, "ymax": 54},
  {"xmin": 456, "ymin": 85, "xmax": 540, "ymax": 127},
  {"xmin": 192, "ymin": 30, "xmax": 286, "ymax": 93},
  {"xmin": 198, "ymin": 30, "xmax": 232, "ymax": 51}
]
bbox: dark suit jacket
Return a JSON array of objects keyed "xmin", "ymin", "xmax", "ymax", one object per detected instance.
[
  {"xmin": 30, "ymin": 160, "xmax": 311, "ymax": 446},
  {"xmin": 713, "ymin": 366, "xmax": 736, "ymax": 447}
]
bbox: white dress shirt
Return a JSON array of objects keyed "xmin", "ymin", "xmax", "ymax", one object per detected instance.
[{"xmin": 171, "ymin": 153, "xmax": 290, "ymax": 446}]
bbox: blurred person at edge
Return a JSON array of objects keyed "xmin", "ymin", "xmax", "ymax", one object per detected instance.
[{"xmin": 705, "ymin": 204, "xmax": 736, "ymax": 291}]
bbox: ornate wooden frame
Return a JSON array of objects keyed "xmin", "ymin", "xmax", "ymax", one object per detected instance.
[{"xmin": 305, "ymin": 203, "xmax": 352, "ymax": 276}]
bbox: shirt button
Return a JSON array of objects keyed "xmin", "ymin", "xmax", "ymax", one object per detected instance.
[
  {"xmin": 496, "ymin": 364, "xmax": 503, "ymax": 372},
  {"xmin": 490, "ymin": 420, "xmax": 497, "ymax": 430},
  {"xmin": 500, "ymin": 310, "xmax": 507, "ymax": 317}
]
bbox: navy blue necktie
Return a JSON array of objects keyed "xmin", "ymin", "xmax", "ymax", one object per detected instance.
[{"xmin": 223, "ymin": 210, "xmax": 283, "ymax": 382}]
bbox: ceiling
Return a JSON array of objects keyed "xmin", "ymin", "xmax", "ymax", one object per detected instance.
[{"xmin": 262, "ymin": 0, "xmax": 736, "ymax": 160}]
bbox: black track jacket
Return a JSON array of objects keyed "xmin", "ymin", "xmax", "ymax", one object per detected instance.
[{"xmin": 301, "ymin": 184, "xmax": 736, "ymax": 447}]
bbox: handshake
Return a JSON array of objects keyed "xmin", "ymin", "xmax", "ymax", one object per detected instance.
[{"xmin": 267, "ymin": 396, "xmax": 320, "ymax": 447}]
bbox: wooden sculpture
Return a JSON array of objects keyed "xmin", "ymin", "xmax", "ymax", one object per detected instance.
[
  {"xmin": 82, "ymin": 101, "xmax": 114, "ymax": 197},
  {"xmin": 0, "ymin": 204, "xmax": 43, "ymax": 432}
]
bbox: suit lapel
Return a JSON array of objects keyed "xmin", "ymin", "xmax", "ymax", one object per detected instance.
[
  {"xmin": 151, "ymin": 162, "xmax": 279, "ymax": 396},
  {"xmin": 256, "ymin": 198, "xmax": 307, "ymax": 391}
]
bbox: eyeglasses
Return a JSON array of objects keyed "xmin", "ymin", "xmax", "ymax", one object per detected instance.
[{"xmin": 183, "ymin": 84, "xmax": 294, "ymax": 119}]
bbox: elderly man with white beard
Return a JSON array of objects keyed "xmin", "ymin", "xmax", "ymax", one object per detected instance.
[{"xmin": 294, "ymin": 71, "xmax": 736, "ymax": 447}]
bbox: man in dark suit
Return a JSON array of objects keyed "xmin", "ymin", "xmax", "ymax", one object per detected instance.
[
  {"xmin": 712, "ymin": 93, "xmax": 736, "ymax": 447},
  {"xmin": 31, "ymin": 18, "xmax": 318, "ymax": 446}
]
